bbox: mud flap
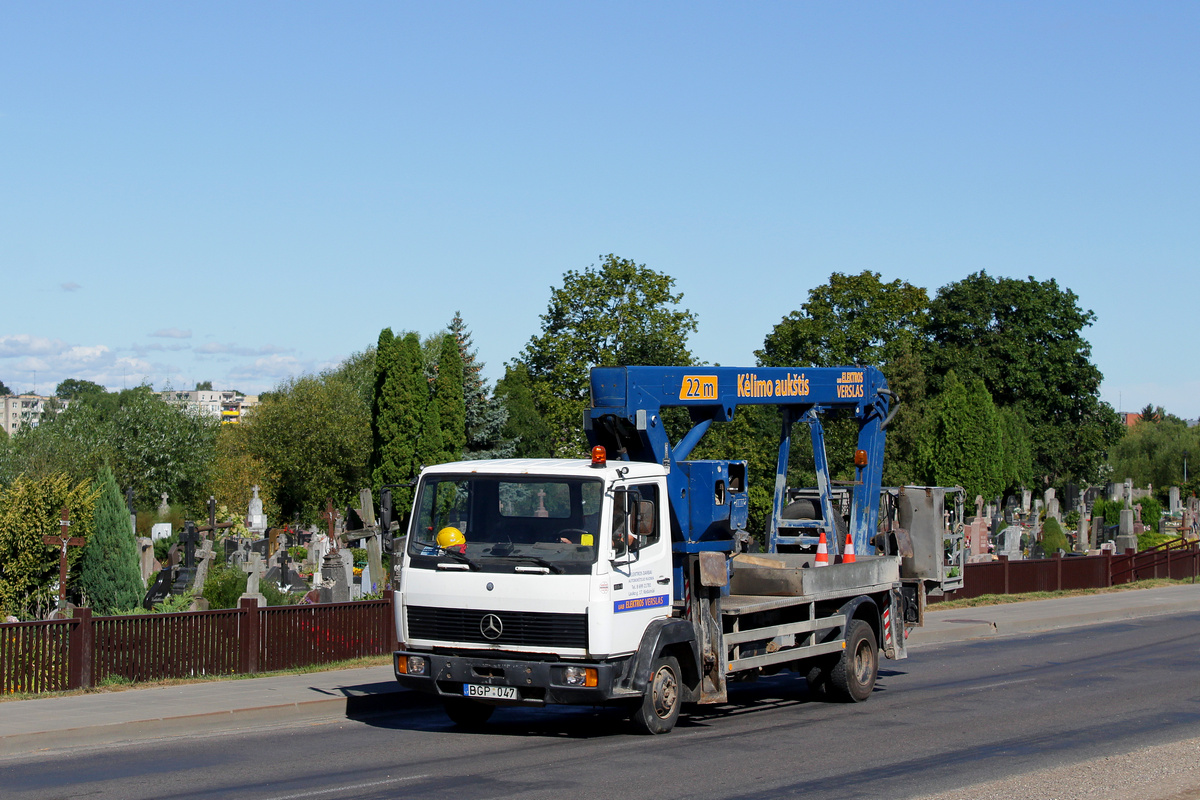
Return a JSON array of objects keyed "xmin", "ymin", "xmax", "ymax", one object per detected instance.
[{"xmin": 883, "ymin": 583, "xmax": 907, "ymax": 660}]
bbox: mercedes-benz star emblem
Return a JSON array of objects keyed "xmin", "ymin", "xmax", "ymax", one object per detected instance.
[{"xmin": 480, "ymin": 614, "xmax": 503, "ymax": 640}]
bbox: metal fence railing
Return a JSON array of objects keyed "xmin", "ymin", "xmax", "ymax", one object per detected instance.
[{"xmin": 0, "ymin": 592, "xmax": 397, "ymax": 695}]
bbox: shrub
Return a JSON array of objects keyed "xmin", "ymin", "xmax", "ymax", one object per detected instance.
[
  {"xmin": 1041, "ymin": 518, "xmax": 1070, "ymax": 554},
  {"xmin": 202, "ymin": 557, "xmax": 248, "ymax": 610}
]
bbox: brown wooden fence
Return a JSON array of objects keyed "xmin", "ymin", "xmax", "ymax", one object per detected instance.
[
  {"xmin": 0, "ymin": 592, "xmax": 397, "ymax": 695},
  {"xmin": 934, "ymin": 539, "xmax": 1200, "ymax": 602}
]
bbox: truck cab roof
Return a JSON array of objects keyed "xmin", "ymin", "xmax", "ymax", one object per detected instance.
[{"xmin": 419, "ymin": 457, "xmax": 668, "ymax": 481}]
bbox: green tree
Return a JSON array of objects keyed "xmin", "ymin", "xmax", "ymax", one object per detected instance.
[
  {"xmin": 0, "ymin": 473, "xmax": 98, "ymax": 618},
  {"xmin": 919, "ymin": 371, "xmax": 1003, "ymax": 499},
  {"xmin": 195, "ymin": 380, "xmax": 213, "ymax": 391},
  {"xmin": 246, "ymin": 371, "xmax": 371, "ymax": 522},
  {"xmin": 434, "ymin": 332, "xmax": 466, "ymax": 462},
  {"xmin": 80, "ymin": 467, "xmax": 143, "ymax": 614},
  {"xmin": 881, "ymin": 338, "xmax": 929, "ymax": 486},
  {"xmin": 370, "ymin": 328, "xmax": 400, "ymax": 491},
  {"xmin": 0, "ymin": 378, "xmax": 12, "ymax": 396},
  {"xmin": 925, "ymin": 272, "xmax": 1122, "ymax": 484},
  {"xmin": 516, "ymin": 254, "xmax": 697, "ymax": 457},
  {"xmin": 449, "ymin": 313, "xmax": 512, "ymax": 459},
  {"xmin": 965, "ymin": 376, "xmax": 1005, "ymax": 501},
  {"xmin": 1108, "ymin": 412, "xmax": 1200, "ymax": 490},
  {"xmin": 55, "ymin": 378, "xmax": 106, "ymax": 400},
  {"xmin": 758, "ymin": 271, "xmax": 929, "ymax": 369},
  {"xmin": 998, "ymin": 406, "xmax": 1034, "ymax": 492},
  {"xmin": 206, "ymin": 423, "xmax": 280, "ymax": 526},
  {"xmin": 495, "ymin": 364, "xmax": 554, "ymax": 458},
  {"xmin": 5, "ymin": 386, "xmax": 218, "ymax": 511}
]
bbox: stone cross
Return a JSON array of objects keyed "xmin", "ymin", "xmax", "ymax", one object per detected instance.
[
  {"xmin": 158, "ymin": 492, "xmax": 170, "ymax": 517},
  {"xmin": 323, "ymin": 498, "xmax": 338, "ymax": 551},
  {"xmin": 239, "ymin": 553, "xmax": 266, "ymax": 606},
  {"xmin": 179, "ymin": 521, "xmax": 201, "ymax": 569},
  {"xmin": 42, "ymin": 508, "xmax": 84, "ymax": 607}
]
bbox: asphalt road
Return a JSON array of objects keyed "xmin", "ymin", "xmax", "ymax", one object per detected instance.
[{"xmin": 5, "ymin": 612, "xmax": 1200, "ymax": 800}]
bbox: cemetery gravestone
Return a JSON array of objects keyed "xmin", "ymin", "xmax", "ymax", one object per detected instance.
[
  {"xmin": 151, "ymin": 523, "xmax": 172, "ymax": 541},
  {"xmin": 1170, "ymin": 486, "xmax": 1181, "ymax": 515},
  {"xmin": 1116, "ymin": 509, "xmax": 1138, "ymax": 553},
  {"xmin": 248, "ymin": 485, "xmax": 267, "ymax": 534},
  {"xmin": 240, "ymin": 553, "xmax": 266, "ymax": 606}
]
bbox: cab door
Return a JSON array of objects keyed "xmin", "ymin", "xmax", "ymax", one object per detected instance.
[{"xmin": 608, "ymin": 480, "xmax": 672, "ymax": 654}]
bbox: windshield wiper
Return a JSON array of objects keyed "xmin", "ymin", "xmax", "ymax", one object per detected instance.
[
  {"xmin": 440, "ymin": 549, "xmax": 481, "ymax": 571},
  {"xmin": 503, "ymin": 555, "xmax": 564, "ymax": 574}
]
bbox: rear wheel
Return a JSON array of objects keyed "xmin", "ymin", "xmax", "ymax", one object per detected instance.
[
  {"xmin": 631, "ymin": 655, "xmax": 682, "ymax": 734},
  {"xmin": 829, "ymin": 619, "xmax": 878, "ymax": 702},
  {"xmin": 442, "ymin": 698, "xmax": 495, "ymax": 728}
]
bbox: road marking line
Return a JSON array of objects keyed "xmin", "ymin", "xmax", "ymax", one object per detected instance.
[{"xmin": 259, "ymin": 774, "xmax": 430, "ymax": 800}]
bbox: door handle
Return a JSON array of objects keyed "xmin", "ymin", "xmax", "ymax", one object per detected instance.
[{"xmin": 657, "ymin": 577, "xmax": 670, "ymax": 585}]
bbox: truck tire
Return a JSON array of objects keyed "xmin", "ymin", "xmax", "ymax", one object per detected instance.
[
  {"xmin": 631, "ymin": 655, "xmax": 682, "ymax": 734},
  {"xmin": 442, "ymin": 699, "xmax": 495, "ymax": 728},
  {"xmin": 804, "ymin": 658, "xmax": 833, "ymax": 697},
  {"xmin": 829, "ymin": 619, "xmax": 878, "ymax": 702}
]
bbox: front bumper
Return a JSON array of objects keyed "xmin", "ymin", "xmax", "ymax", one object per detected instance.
[{"xmin": 394, "ymin": 650, "xmax": 632, "ymax": 706}]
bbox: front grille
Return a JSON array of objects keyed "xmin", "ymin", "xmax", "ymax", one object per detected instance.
[{"xmin": 407, "ymin": 606, "xmax": 587, "ymax": 649}]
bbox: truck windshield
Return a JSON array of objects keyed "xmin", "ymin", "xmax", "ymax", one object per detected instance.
[{"xmin": 408, "ymin": 475, "xmax": 603, "ymax": 575}]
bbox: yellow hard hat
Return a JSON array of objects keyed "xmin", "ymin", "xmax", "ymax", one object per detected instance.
[{"xmin": 436, "ymin": 526, "xmax": 466, "ymax": 549}]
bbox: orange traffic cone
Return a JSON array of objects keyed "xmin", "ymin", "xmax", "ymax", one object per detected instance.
[
  {"xmin": 814, "ymin": 531, "xmax": 829, "ymax": 567},
  {"xmin": 842, "ymin": 532, "xmax": 856, "ymax": 563}
]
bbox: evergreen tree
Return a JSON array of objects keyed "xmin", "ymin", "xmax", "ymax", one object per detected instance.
[
  {"xmin": 371, "ymin": 331, "xmax": 425, "ymax": 507},
  {"xmin": 1041, "ymin": 517, "xmax": 1069, "ymax": 554},
  {"xmin": 881, "ymin": 338, "xmax": 928, "ymax": 486},
  {"xmin": 965, "ymin": 376, "xmax": 1004, "ymax": 501},
  {"xmin": 495, "ymin": 364, "xmax": 554, "ymax": 458},
  {"xmin": 998, "ymin": 406, "xmax": 1034, "ymax": 492},
  {"xmin": 434, "ymin": 332, "xmax": 466, "ymax": 462},
  {"xmin": 370, "ymin": 328, "xmax": 398, "ymax": 490},
  {"xmin": 80, "ymin": 467, "xmax": 143, "ymax": 614},
  {"xmin": 449, "ymin": 312, "xmax": 512, "ymax": 459}
]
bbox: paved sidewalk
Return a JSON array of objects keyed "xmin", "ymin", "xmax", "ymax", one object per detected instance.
[
  {"xmin": 3, "ymin": 583, "xmax": 1198, "ymax": 756},
  {"xmin": 907, "ymin": 581, "xmax": 1200, "ymax": 647}
]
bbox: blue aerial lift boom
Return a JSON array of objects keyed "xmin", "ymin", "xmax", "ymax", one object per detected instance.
[{"xmin": 585, "ymin": 365, "xmax": 897, "ymax": 560}]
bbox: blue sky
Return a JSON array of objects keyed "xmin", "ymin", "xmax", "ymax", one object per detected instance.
[{"xmin": 2, "ymin": 3, "xmax": 1197, "ymax": 416}]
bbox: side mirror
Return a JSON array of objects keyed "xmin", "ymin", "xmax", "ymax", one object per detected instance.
[{"xmin": 611, "ymin": 489, "xmax": 642, "ymax": 564}]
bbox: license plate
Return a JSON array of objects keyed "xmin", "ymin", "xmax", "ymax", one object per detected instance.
[{"xmin": 463, "ymin": 683, "xmax": 519, "ymax": 700}]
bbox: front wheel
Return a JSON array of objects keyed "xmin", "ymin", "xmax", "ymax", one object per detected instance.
[
  {"xmin": 829, "ymin": 619, "xmax": 878, "ymax": 702},
  {"xmin": 442, "ymin": 698, "xmax": 495, "ymax": 728},
  {"xmin": 631, "ymin": 655, "xmax": 682, "ymax": 734}
]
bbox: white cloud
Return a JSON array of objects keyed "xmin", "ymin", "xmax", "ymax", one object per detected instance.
[
  {"xmin": 0, "ymin": 334, "xmax": 69, "ymax": 358},
  {"xmin": 196, "ymin": 342, "xmax": 294, "ymax": 357},
  {"xmin": 60, "ymin": 282, "xmax": 81, "ymax": 292},
  {"xmin": 150, "ymin": 328, "xmax": 192, "ymax": 339}
]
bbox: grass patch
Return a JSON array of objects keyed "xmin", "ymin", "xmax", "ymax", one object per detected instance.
[
  {"xmin": 933, "ymin": 577, "xmax": 1194, "ymax": 610},
  {"xmin": 0, "ymin": 654, "xmax": 392, "ymax": 703}
]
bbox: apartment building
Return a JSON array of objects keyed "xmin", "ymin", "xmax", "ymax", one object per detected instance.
[
  {"xmin": 159, "ymin": 390, "xmax": 259, "ymax": 423},
  {"xmin": 1, "ymin": 394, "xmax": 69, "ymax": 436}
]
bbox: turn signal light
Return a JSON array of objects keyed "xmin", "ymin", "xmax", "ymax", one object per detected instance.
[
  {"xmin": 591, "ymin": 446, "xmax": 607, "ymax": 467},
  {"xmin": 854, "ymin": 449, "xmax": 868, "ymax": 468}
]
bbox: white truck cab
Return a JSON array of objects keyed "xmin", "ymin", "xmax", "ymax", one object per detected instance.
[{"xmin": 393, "ymin": 456, "xmax": 679, "ymax": 726}]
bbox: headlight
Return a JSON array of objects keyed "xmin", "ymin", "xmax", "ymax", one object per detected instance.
[
  {"xmin": 397, "ymin": 655, "xmax": 428, "ymax": 676},
  {"xmin": 561, "ymin": 665, "xmax": 597, "ymax": 687}
]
